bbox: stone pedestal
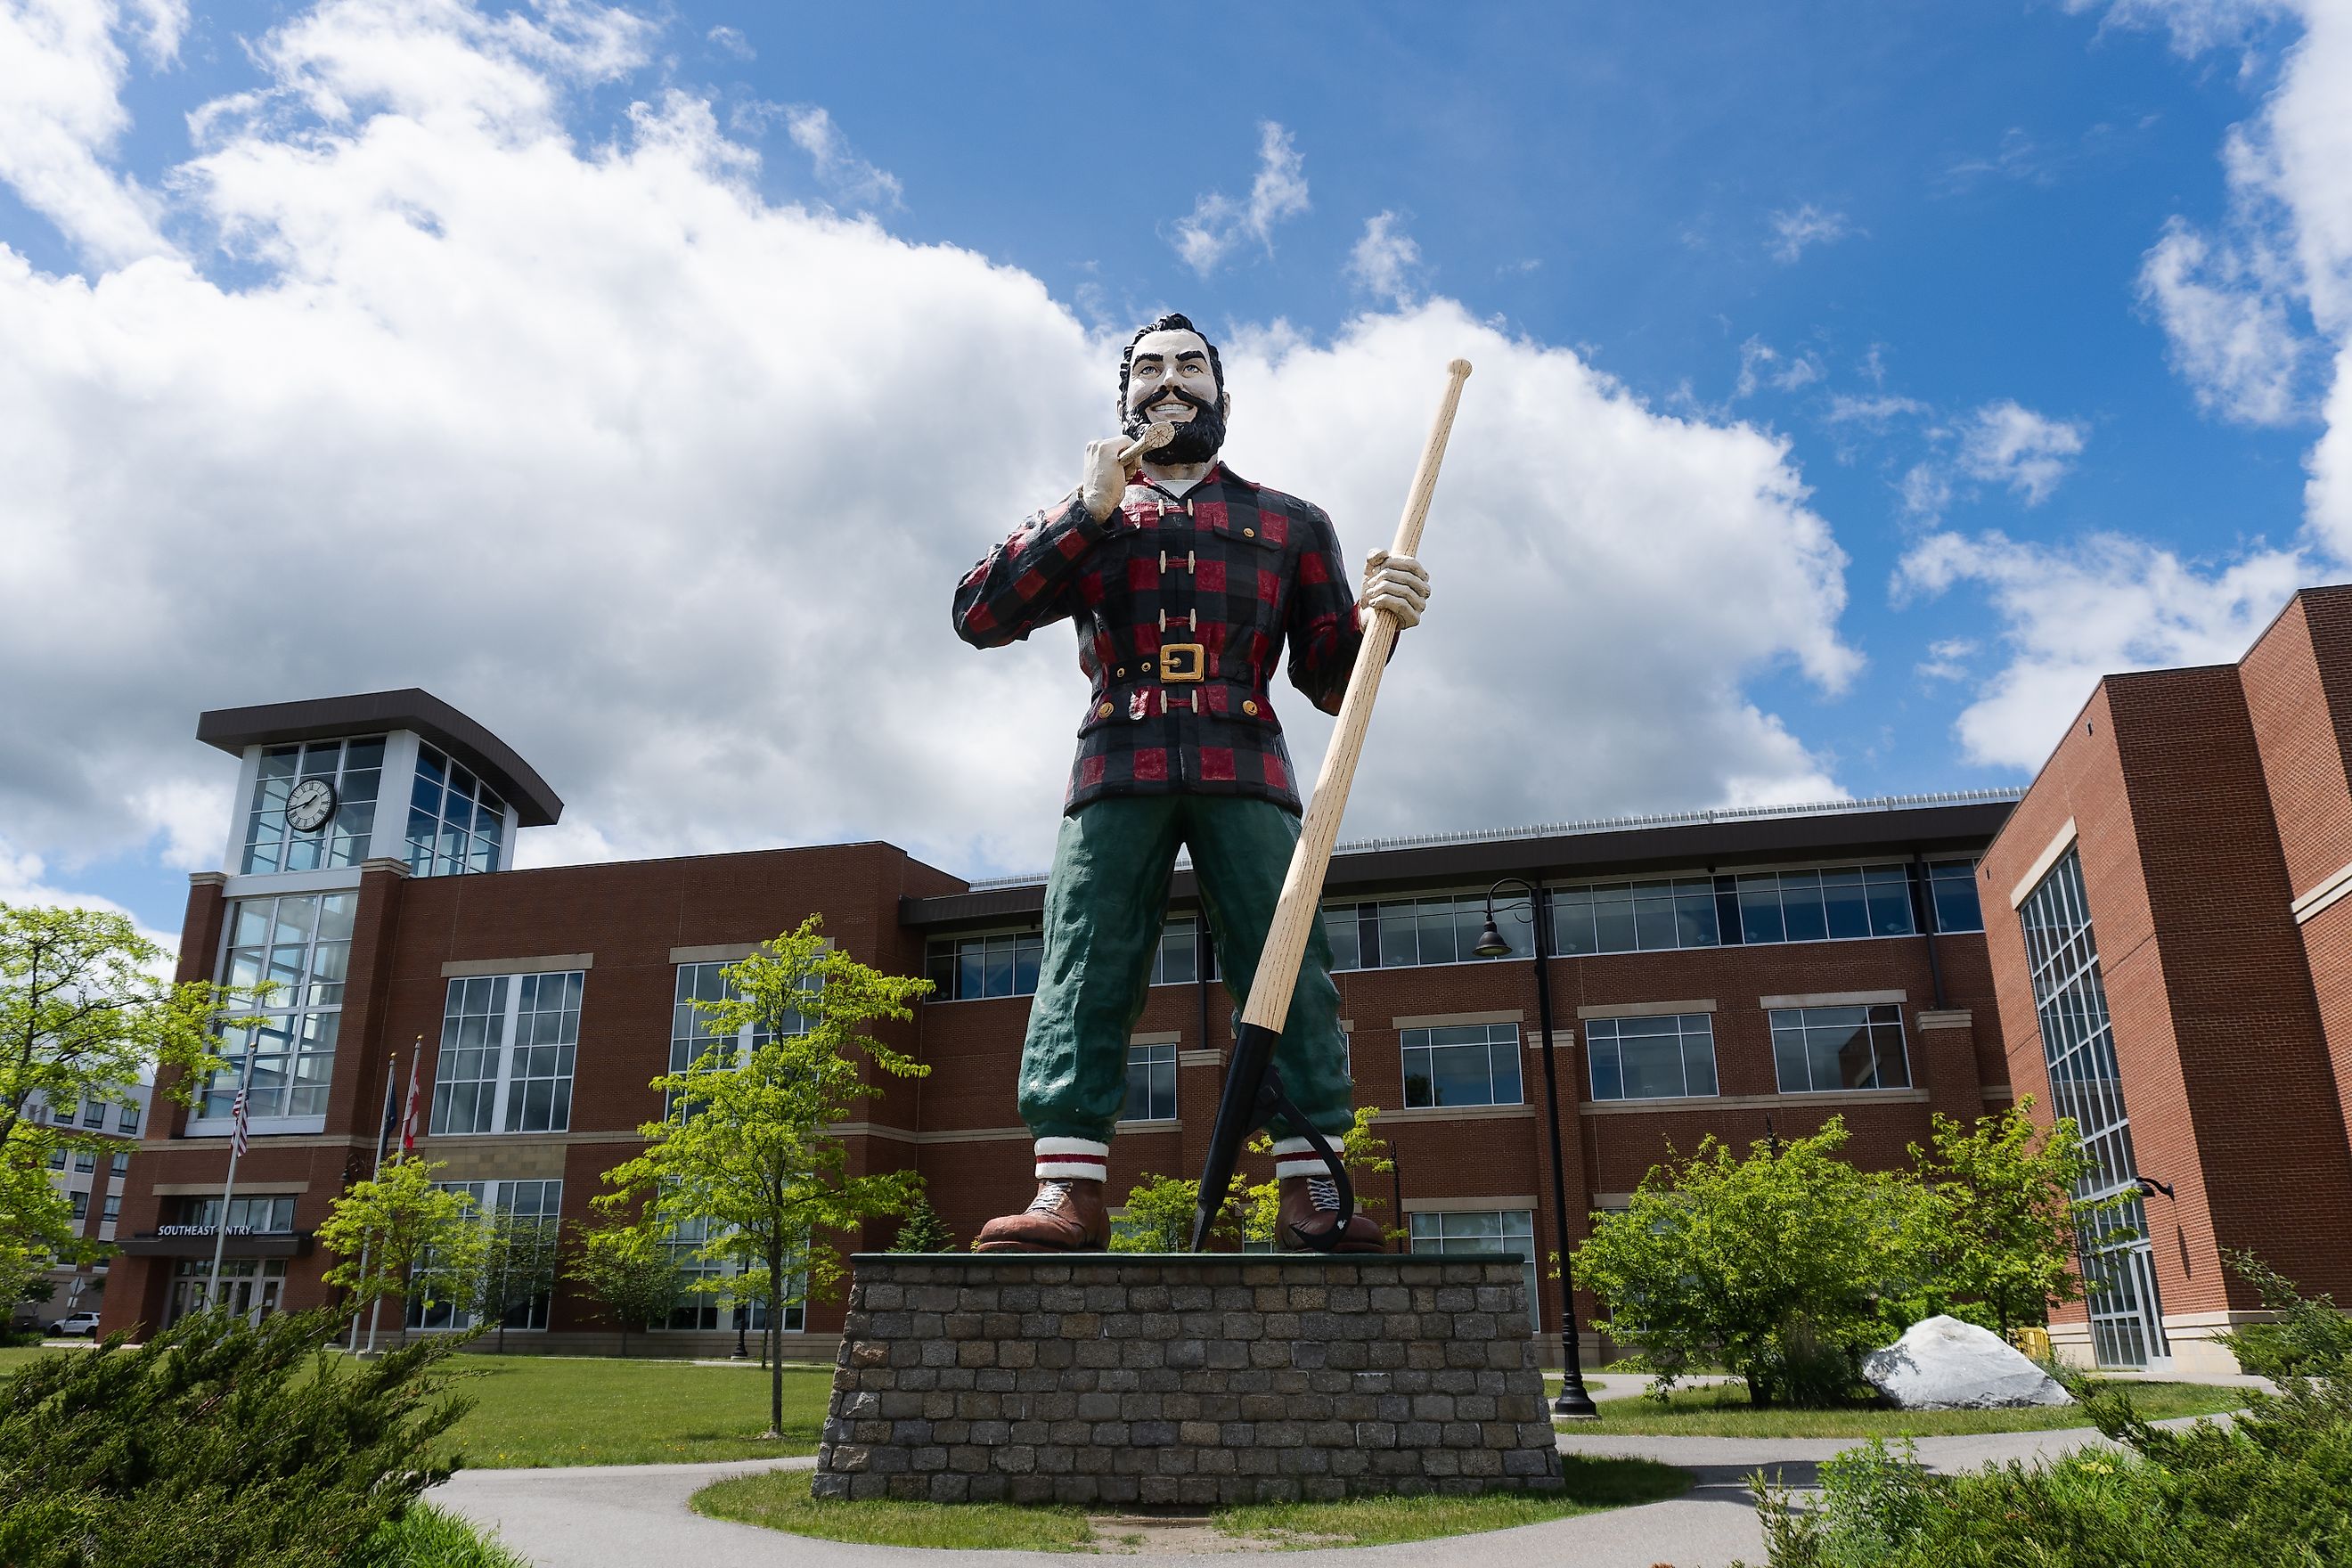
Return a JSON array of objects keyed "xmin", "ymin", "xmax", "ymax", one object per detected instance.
[{"xmin": 814, "ymin": 1252, "xmax": 1562, "ymax": 1506}]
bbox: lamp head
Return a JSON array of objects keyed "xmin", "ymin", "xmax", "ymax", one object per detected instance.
[{"xmin": 1473, "ymin": 915, "xmax": 1513, "ymax": 960}]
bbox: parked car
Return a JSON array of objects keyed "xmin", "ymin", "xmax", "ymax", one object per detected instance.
[{"xmin": 45, "ymin": 1311, "xmax": 102, "ymax": 1338}]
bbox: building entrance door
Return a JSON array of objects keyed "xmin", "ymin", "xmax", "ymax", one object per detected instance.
[
  {"xmin": 167, "ymin": 1259, "xmax": 287, "ymax": 1326},
  {"xmin": 2084, "ymin": 1234, "xmax": 2169, "ymax": 1369}
]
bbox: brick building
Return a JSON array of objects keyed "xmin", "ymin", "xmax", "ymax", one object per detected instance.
[
  {"xmin": 1980, "ymin": 585, "xmax": 2352, "ymax": 1373},
  {"xmin": 103, "ymin": 687, "xmax": 2020, "ymax": 1365}
]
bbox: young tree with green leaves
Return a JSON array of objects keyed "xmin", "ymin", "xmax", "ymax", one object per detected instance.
[
  {"xmin": 888, "ymin": 1191, "xmax": 955, "ymax": 1254},
  {"xmin": 461, "ymin": 1208, "xmax": 564, "ymax": 1354},
  {"xmin": 598, "ymin": 917, "xmax": 930, "ymax": 1436},
  {"xmin": 317, "ymin": 1156, "xmax": 482, "ymax": 1326},
  {"xmin": 1572, "ymin": 1118, "xmax": 1928, "ymax": 1407},
  {"xmin": 566, "ymin": 1216, "xmax": 684, "ymax": 1356},
  {"xmin": 1109, "ymin": 1172, "xmax": 1243, "ymax": 1252},
  {"xmin": 0, "ymin": 903, "xmax": 253, "ymax": 1298},
  {"xmin": 1908, "ymin": 1098, "xmax": 2119, "ymax": 1339}
]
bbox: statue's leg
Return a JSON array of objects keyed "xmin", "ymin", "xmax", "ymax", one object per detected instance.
[
  {"xmin": 975, "ymin": 796, "xmax": 1182, "ymax": 1253},
  {"xmin": 1185, "ymin": 796, "xmax": 1379, "ymax": 1252}
]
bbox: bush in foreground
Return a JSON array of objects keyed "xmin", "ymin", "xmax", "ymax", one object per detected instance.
[
  {"xmin": 1745, "ymin": 1262, "xmax": 2352, "ymax": 1566},
  {"xmin": 0, "ymin": 1308, "xmax": 472, "ymax": 1568},
  {"xmin": 362, "ymin": 1504, "xmax": 529, "ymax": 1568}
]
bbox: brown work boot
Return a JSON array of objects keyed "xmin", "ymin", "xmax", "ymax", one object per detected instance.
[
  {"xmin": 1277, "ymin": 1174, "xmax": 1385, "ymax": 1254},
  {"xmin": 972, "ymin": 1179, "xmax": 1109, "ymax": 1253}
]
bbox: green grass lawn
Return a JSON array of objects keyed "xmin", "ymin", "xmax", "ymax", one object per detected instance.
[
  {"xmin": 693, "ymin": 1458, "xmax": 1687, "ymax": 1551},
  {"xmin": 1554, "ymin": 1378, "xmax": 2249, "ymax": 1438},
  {"xmin": 429, "ymin": 1353, "xmax": 837, "ymax": 1468}
]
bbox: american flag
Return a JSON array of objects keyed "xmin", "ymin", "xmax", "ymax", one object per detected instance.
[{"xmin": 229, "ymin": 1087, "xmax": 250, "ymax": 1157}]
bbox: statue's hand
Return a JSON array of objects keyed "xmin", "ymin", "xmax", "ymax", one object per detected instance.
[
  {"xmin": 1081, "ymin": 438, "xmax": 1130, "ymax": 522},
  {"xmin": 1360, "ymin": 549, "xmax": 1430, "ymax": 630}
]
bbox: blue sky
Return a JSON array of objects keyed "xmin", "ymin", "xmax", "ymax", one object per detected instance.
[{"xmin": 2, "ymin": 0, "xmax": 2344, "ymax": 940}]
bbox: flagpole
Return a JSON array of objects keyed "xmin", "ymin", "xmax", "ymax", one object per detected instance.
[
  {"xmin": 347, "ymin": 1049, "xmax": 403, "ymax": 1353},
  {"xmin": 204, "ymin": 1037, "xmax": 260, "ymax": 1316},
  {"xmin": 367, "ymin": 1046, "xmax": 426, "ymax": 1355}
]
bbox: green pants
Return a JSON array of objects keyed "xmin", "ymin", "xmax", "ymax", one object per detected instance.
[{"xmin": 1019, "ymin": 794, "xmax": 1354, "ymax": 1146}]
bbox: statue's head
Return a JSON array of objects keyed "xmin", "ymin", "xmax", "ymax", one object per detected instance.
[{"xmin": 1119, "ymin": 313, "xmax": 1229, "ymax": 465}]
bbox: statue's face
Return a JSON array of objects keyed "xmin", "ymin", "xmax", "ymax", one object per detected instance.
[{"xmin": 1124, "ymin": 327, "xmax": 1226, "ymax": 463}]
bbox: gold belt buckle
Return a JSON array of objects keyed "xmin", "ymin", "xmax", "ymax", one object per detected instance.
[{"xmin": 1159, "ymin": 642, "xmax": 1205, "ymax": 683}]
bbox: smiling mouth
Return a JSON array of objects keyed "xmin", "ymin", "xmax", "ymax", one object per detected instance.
[{"xmin": 1147, "ymin": 398, "xmax": 1196, "ymax": 421}]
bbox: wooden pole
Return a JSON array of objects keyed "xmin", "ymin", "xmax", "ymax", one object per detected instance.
[{"xmin": 1238, "ymin": 358, "xmax": 1472, "ymax": 1035}]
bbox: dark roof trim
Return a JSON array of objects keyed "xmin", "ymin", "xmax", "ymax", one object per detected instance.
[
  {"xmin": 900, "ymin": 796, "xmax": 2017, "ymax": 931},
  {"xmin": 197, "ymin": 689, "xmax": 564, "ymax": 828}
]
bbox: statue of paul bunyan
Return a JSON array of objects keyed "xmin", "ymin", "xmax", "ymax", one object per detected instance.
[{"xmin": 952, "ymin": 314, "xmax": 1431, "ymax": 1254}]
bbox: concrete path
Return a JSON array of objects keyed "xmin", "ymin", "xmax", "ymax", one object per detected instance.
[{"xmin": 436, "ymin": 1414, "xmax": 2187, "ymax": 1568}]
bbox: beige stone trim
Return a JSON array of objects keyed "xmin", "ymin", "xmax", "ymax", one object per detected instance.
[
  {"xmin": 421, "ymin": 1130, "xmax": 645, "ymax": 1148},
  {"xmin": 139, "ymin": 1134, "xmax": 366, "ymax": 1153},
  {"xmin": 441, "ymin": 953, "xmax": 593, "ymax": 978},
  {"xmin": 1982, "ymin": 1083, "xmax": 2016, "ymax": 1099},
  {"xmin": 1373, "ymin": 1104, "xmax": 1535, "ymax": 1124},
  {"xmin": 429, "ymin": 1143, "xmax": 570, "ymax": 1181},
  {"xmin": 1760, "ymin": 990, "xmax": 1906, "ymax": 1010},
  {"xmin": 1176, "ymin": 1049, "xmax": 1225, "ymax": 1066},
  {"xmin": 153, "ymin": 1180, "xmax": 307, "ymax": 1196},
  {"xmin": 1115, "ymin": 1120, "xmax": 1184, "ymax": 1133},
  {"xmin": 1130, "ymin": 1030, "xmax": 1182, "ymax": 1046},
  {"xmin": 1401, "ymin": 1195, "xmax": 1537, "ymax": 1214},
  {"xmin": 671, "ymin": 943, "xmax": 763, "ymax": 965},
  {"xmin": 1915, "ymin": 1009, "xmax": 1974, "ymax": 1030},
  {"xmin": 1337, "ymin": 1018, "xmax": 1352, "ymax": 1033},
  {"xmin": 1391, "ymin": 1009, "xmax": 1524, "ymax": 1030},
  {"xmin": 1589, "ymin": 1191, "xmax": 1634, "ymax": 1209},
  {"xmin": 1575, "ymin": 999, "xmax": 1714, "ymax": 1021},
  {"xmin": 2010, "ymin": 817, "xmax": 2078, "ymax": 910},
  {"xmin": 358, "ymin": 856, "xmax": 412, "ymax": 878},
  {"xmin": 1581, "ymin": 1088, "xmax": 1929, "ymax": 1115},
  {"xmin": 893, "ymin": 1125, "xmax": 1031, "ymax": 1146},
  {"xmin": 189, "ymin": 871, "xmax": 228, "ymax": 887},
  {"xmin": 2292, "ymin": 860, "xmax": 2352, "ymax": 924},
  {"xmin": 826, "ymin": 1123, "xmax": 920, "ymax": 1145}
]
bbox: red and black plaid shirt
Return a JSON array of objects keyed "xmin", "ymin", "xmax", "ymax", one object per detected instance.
[{"xmin": 954, "ymin": 464, "xmax": 1365, "ymax": 813}]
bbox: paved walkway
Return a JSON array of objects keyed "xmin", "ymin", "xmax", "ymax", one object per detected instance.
[{"xmin": 436, "ymin": 1414, "xmax": 2180, "ymax": 1568}]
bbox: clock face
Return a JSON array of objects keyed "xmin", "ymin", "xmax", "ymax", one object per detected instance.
[{"xmin": 285, "ymin": 777, "xmax": 337, "ymax": 833}]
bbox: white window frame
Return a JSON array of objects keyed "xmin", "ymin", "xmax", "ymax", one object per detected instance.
[
  {"xmin": 1409, "ymin": 1208, "xmax": 1540, "ymax": 1329},
  {"xmin": 408, "ymin": 1179, "xmax": 563, "ymax": 1333},
  {"xmin": 1400, "ymin": 1023, "xmax": 1524, "ymax": 1108},
  {"xmin": 194, "ymin": 891, "xmax": 358, "ymax": 1137},
  {"xmin": 1123, "ymin": 1042, "xmax": 1178, "ymax": 1122},
  {"xmin": 1586, "ymin": 1012, "xmax": 1720, "ymax": 1101},
  {"xmin": 429, "ymin": 971, "xmax": 584, "ymax": 1136},
  {"xmin": 1768, "ymin": 1002, "xmax": 1912, "ymax": 1093}
]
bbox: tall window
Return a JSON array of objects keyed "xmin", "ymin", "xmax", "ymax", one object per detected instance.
[
  {"xmin": 2021, "ymin": 848, "xmax": 2166, "ymax": 1368},
  {"xmin": 1123, "ymin": 1043, "xmax": 1177, "ymax": 1121},
  {"xmin": 409, "ymin": 1179, "xmax": 562, "ymax": 1332},
  {"xmin": 671, "ymin": 962, "xmax": 810, "ymax": 1074},
  {"xmin": 405, "ymin": 743, "xmax": 508, "ymax": 877},
  {"xmin": 658, "ymin": 1217, "xmax": 807, "ymax": 1333},
  {"xmin": 1928, "ymin": 861, "xmax": 1986, "ymax": 933},
  {"xmin": 241, "ymin": 736, "xmax": 385, "ymax": 874},
  {"xmin": 429, "ymin": 971, "xmax": 584, "ymax": 1135},
  {"xmin": 1409, "ymin": 1210, "xmax": 1539, "ymax": 1328},
  {"xmin": 1401, "ymin": 1023, "xmax": 1523, "ymax": 1108},
  {"xmin": 1150, "ymin": 916, "xmax": 1203, "ymax": 985},
  {"xmin": 1768, "ymin": 1003, "xmax": 1911, "ymax": 1093},
  {"xmin": 208, "ymin": 892, "xmax": 356, "ymax": 1121},
  {"xmin": 116, "ymin": 1103, "xmax": 140, "ymax": 1135}
]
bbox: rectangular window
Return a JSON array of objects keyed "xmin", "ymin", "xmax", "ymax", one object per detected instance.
[
  {"xmin": 117, "ymin": 1104, "xmax": 140, "ymax": 1135},
  {"xmin": 1151, "ymin": 916, "xmax": 1198, "ymax": 986},
  {"xmin": 1409, "ymin": 1209, "xmax": 1539, "ymax": 1328},
  {"xmin": 173, "ymin": 1194, "xmax": 298, "ymax": 1233},
  {"xmin": 206, "ymin": 892, "xmax": 356, "ymax": 1123},
  {"xmin": 1733, "ymin": 864, "xmax": 1915, "ymax": 947},
  {"xmin": 1550, "ymin": 878, "xmax": 1718, "ymax": 956},
  {"xmin": 241, "ymin": 735, "xmax": 386, "ymax": 874},
  {"xmin": 1325, "ymin": 890, "xmax": 1531, "ymax": 972},
  {"xmin": 657, "ymin": 1216, "xmax": 807, "ymax": 1333},
  {"xmin": 102, "ymin": 1195, "xmax": 120, "ymax": 1223},
  {"xmin": 1123, "ymin": 1042, "xmax": 1177, "ymax": 1121},
  {"xmin": 80, "ymin": 1101, "xmax": 106, "ymax": 1129},
  {"xmin": 429, "ymin": 970, "xmax": 584, "ymax": 1136},
  {"xmin": 409, "ymin": 1180, "xmax": 562, "ymax": 1332},
  {"xmin": 1768, "ymin": 1003, "xmax": 1911, "ymax": 1092},
  {"xmin": 1401, "ymin": 1023, "xmax": 1523, "ymax": 1108},
  {"xmin": 404, "ymin": 742, "xmax": 509, "ymax": 878},
  {"xmin": 110, "ymin": 1152, "xmax": 128, "ymax": 1176},
  {"xmin": 1586, "ymin": 1013, "xmax": 1719, "ymax": 1100},
  {"xmin": 69, "ymin": 1191, "xmax": 88, "ymax": 1221},
  {"xmin": 922, "ymin": 929, "xmax": 1044, "ymax": 1000},
  {"xmin": 46, "ymin": 1146, "xmax": 65, "ymax": 1171},
  {"xmin": 73, "ymin": 1150, "xmax": 96, "ymax": 1173},
  {"xmin": 1929, "ymin": 860, "xmax": 1985, "ymax": 933}
]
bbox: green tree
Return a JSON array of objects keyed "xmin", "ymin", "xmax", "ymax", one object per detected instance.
[
  {"xmin": 461, "ymin": 1209, "xmax": 564, "ymax": 1354},
  {"xmin": 317, "ymin": 1156, "xmax": 482, "ymax": 1323},
  {"xmin": 0, "ymin": 903, "xmax": 253, "ymax": 1297},
  {"xmin": 565, "ymin": 1215, "xmax": 683, "ymax": 1356},
  {"xmin": 1110, "ymin": 1172, "xmax": 1245, "ymax": 1252},
  {"xmin": 1907, "ymin": 1098, "xmax": 2118, "ymax": 1339},
  {"xmin": 0, "ymin": 1306, "xmax": 471, "ymax": 1568},
  {"xmin": 1239, "ymin": 1106, "xmax": 1399, "ymax": 1246},
  {"xmin": 888, "ymin": 1191, "xmax": 954, "ymax": 1254},
  {"xmin": 598, "ymin": 917, "xmax": 930, "ymax": 1435},
  {"xmin": 1572, "ymin": 1118, "xmax": 1926, "ymax": 1407}
]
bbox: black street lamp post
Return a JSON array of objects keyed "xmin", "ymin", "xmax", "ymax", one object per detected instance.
[{"xmin": 1474, "ymin": 878, "xmax": 1597, "ymax": 1419}]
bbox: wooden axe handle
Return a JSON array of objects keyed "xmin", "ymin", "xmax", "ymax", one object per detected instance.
[
  {"xmin": 1117, "ymin": 421, "xmax": 1176, "ymax": 470},
  {"xmin": 1239, "ymin": 358, "xmax": 1473, "ymax": 1033}
]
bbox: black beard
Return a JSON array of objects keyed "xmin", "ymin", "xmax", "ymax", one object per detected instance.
[{"xmin": 1124, "ymin": 387, "xmax": 1226, "ymax": 465}]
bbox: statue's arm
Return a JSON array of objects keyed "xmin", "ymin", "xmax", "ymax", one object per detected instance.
[
  {"xmin": 1282, "ymin": 503, "xmax": 1368, "ymax": 715},
  {"xmin": 951, "ymin": 494, "xmax": 1111, "ymax": 649}
]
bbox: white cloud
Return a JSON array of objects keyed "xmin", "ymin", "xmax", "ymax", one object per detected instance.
[
  {"xmin": 2068, "ymin": 0, "xmax": 2290, "ymax": 54},
  {"xmin": 1169, "ymin": 121, "xmax": 1310, "ymax": 276},
  {"xmin": 1767, "ymin": 204, "xmax": 1854, "ymax": 264},
  {"xmin": 1915, "ymin": 638, "xmax": 1979, "ymax": 682},
  {"xmin": 1900, "ymin": 461, "xmax": 1954, "ymax": 520},
  {"xmin": 1825, "ymin": 393, "xmax": 1929, "ymax": 425},
  {"xmin": 1897, "ymin": 531, "xmax": 2307, "ymax": 768},
  {"xmin": 0, "ymin": 837, "xmax": 180, "ymax": 955},
  {"xmin": 1735, "ymin": 338, "xmax": 1825, "ymax": 399},
  {"xmin": 0, "ymin": 0, "xmax": 177, "ymax": 265},
  {"xmin": 2137, "ymin": 217, "xmax": 2308, "ymax": 424},
  {"xmin": 0, "ymin": 0, "xmax": 1862, "ymax": 887},
  {"xmin": 782, "ymin": 104, "xmax": 901, "ymax": 211},
  {"xmin": 1957, "ymin": 400, "xmax": 2087, "ymax": 505},
  {"xmin": 706, "ymin": 23, "xmax": 751, "ymax": 60},
  {"xmin": 1346, "ymin": 210, "xmax": 1421, "ymax": 306}
]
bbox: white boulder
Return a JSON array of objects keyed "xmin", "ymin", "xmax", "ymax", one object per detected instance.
[{"xmin": 1863, "ymin": 1315, "xmax": 2074, "ymax": 1409}]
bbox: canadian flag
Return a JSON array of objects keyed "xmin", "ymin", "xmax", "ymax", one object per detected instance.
[{"xmin": 400, "ymin": 1052, "xmax": 423, "ymax": 1153}]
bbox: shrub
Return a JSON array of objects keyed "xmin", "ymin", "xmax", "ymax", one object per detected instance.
[
  {"xmin": 0, "ymin": 1307, "xmax": 473, "ymax": 1568},
  {"xmin": 361, "ymin": 1503, "xmax": 529, "ymax": 1568}
]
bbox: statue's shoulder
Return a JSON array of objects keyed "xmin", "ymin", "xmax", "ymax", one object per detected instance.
[{"xmin": 1221, "ymin": 470, "xmax": 1333, "ymax": 532}]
